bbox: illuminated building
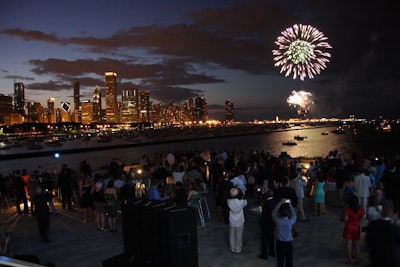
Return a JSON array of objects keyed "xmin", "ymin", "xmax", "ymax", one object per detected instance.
[
  {"xmin": 73, "ymin": 82, "xmax": 81, "ymax": 123},
  {"xmin": 120, "ymin": 88, "xmax": 139, "ymax": 123},
  {"xmin": 81, "ymin": 100, "xmax": 93, "ymax": 125},
  {"xmin": 27, "ymin": 101, "xmax": 43, "ymax": 123},
  {"xmin": 0, "ymin": 94, "xmax": 13, "ymax": 124},
  {"xmin": 93, "ymin": 86, "xmax": 101, "ymax": 122},
  {"xmin": 166, "ymin": 103, "xmax": 180, "ymax": 124},
  {"xmin": 194, "ymin": 96, "xmax": 208, "ymax": 122},
  {"xmin": 225, "ymin": 99, "xmax": 234, "ymax": 123},
  {"xmin": 105, "ymin": 71, "xmax": 119, "ymax": 123},
  {"xmin": 47, "ymin": 98, "xmax": 55, "ymax": 124},
  {"xmin": 14, "ymin": 82, "xmax": 25, "ymax": 116},
  {"xmin": 138, "ymin": 90, "xmax": 150, "ymax": 123},
  {"xmin": 60, "ymin": 102, "xmax": 72, "ymax": 122},
  {"xmin": 151, "ymin": 103, "xmax": 164, "ymax": 124},
  {"xmin": 180, "ymin": 102, "xmax": 189, "ymax": 122}
]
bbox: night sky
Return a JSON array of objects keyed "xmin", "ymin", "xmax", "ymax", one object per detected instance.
[{"xmin": 0, "ymin": 0, "xmax": 398, "ymax": 121}]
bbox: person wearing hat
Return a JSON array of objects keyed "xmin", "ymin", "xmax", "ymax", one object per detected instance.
[
  {"xmin": 227, "ymin": 187, "xmax": 247, "ymax": 254},
  {"xmin": 365, "ymin": 199, "xmax": 400, "ymax": 267}
]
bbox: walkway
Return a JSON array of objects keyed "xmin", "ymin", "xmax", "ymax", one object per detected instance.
[{"xmin": 0, "ymin": 193, "xmax": 370, "ymax": 267}]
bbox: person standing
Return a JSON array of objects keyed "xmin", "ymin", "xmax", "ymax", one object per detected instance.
[
  {"xmin": 258, "ymin": 188, "xmax": 278, "ymax": 260},
  {"xmin": 272, "ymin": 198, "xmax": 297, "ymax": 267},
  {"xmin": 366, "ymin": 199, "xmax": 400, "ymax": 267},
  {"xmin": 313, "ymin": 171, "xmax": 327, "ymax": 216},
  {"xmin": 354, "ymin": 168, "xmax": 371, "ymax": 213},
  {"xmin": 34, "ymin": 186, "xmax": 50, "ymax": 243},
  {"xmin": 105, "ymin": 180, "xmax": 118, "ymax": 232},
  {"xmin": 342, "ymin": 194, "xmax": 365, "ymax": 264},
  {"xmin": 216, "ymin": 171, "xmax": 234, "ymax": 224},
  {"xmin": 12, "ymin": 170, "xmax": 28, "ymax": 214},
  {"xmin": 288, "ymin": 165, "xmax": 307, "ymax": 221},
  {"xmin": 227, "ymin": 188, "xmax": 247, "ymax": 254},
  {"xmin": 58, "ymin": 164, "xmax": 73, "ymax": 210}
]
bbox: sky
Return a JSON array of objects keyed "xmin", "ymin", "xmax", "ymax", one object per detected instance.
[{"xmin": 0, "ymin": 0, "xmax": 398, "ymax": 122}]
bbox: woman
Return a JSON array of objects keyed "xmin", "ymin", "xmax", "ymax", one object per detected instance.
[
  {"xmin": 313, "ymin": 171, "xmax": 327, "ymax": 215},
  {"xmin": 342, "ymin": 194, "xmax": 365, "ymax": 264},
  {"xmin": 105, "ymin": 180, "xmax": 118, "ymax": 232},
  {"xmin": 227, "ymin": 187, "xmax": 247, "ymax": 254},
  {"xmin": 79, "ymin": 173, "xmax": 94, "ymax": 223},
  {"xmin": 92, "ymin": 177, "xmax": 106, "ymax": 231}
]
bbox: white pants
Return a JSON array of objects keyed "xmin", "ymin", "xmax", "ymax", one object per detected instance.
[
  {"xmin": 297, "ymin": 198, "xmax": 306, "ymax": 220},
  {"xmin": 229, "ymin": 223, "xmax": 244, "ymax": 253}
]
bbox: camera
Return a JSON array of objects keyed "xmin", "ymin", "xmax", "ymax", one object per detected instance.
[{"xmin": 284, "ymin": 199, "xmax": 291, "ymax": 203}]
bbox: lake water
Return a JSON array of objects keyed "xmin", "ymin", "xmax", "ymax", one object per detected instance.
[{"xmin": 0, "ymin": 125, "xmax": 398, "ymax": 176}]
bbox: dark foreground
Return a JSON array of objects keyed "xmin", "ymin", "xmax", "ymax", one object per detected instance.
[{"xmin": 0, "ymin": 193, "xmax": 370, "ymax": 267}]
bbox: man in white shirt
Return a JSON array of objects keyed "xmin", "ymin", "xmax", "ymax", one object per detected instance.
[
  {"xmin": 354, "ymin": 168, "xmax": 371, "ymax": 212},
  {"xmin": 289, "ymin": 165, "xmax": 307, "ymax": 221}
]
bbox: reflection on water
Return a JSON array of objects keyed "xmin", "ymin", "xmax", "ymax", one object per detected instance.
[{"xmin": 0, "ymin": 126, "xmax": 398, "ymax": 175}]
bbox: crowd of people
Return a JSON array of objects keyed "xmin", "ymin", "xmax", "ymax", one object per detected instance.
[{"xmin": 1, "ymin": 147, "xmax": 400, "ymax": 266}]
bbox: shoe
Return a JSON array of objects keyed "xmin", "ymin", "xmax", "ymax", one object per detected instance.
[
  {"xmin": 361, "ymin": 226, "xmax": 367, "ymax": 232},
  {"xmin": 258, "ymin": 255, "xmax": 268, "ymax": 260},
  {"xmin": 100, "ymin": 228, "xmax": 106, "ymax": 231}
]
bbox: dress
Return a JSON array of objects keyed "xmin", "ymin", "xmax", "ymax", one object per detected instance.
[
  {"xmin": 80, "ymin": 186, "xmax": 93, "ymax": 208},
  {"xmin": 105, "ymin": 192, "xmax": 117, "ymax": 217},
  {"xmin": 343, "ymin": 206, "xmax": 365, "ymax": 240},
  {"xmin": 313, "ymin": 180, "xmax": 325, "ymax": 204}
]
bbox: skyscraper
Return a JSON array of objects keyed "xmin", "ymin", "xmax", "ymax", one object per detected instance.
[
  {"xmin": 81, "ymin": 100, "xmax": 93, "ymax": 125},
  {"xmin": 14, "ymin": 82, "xmax": 25, "ymax": 116},
  {"xmin": 138, "ymin": 90, "xmax": 150, "ymax": 123},
  {"xmin": 93, "ymin": 86, "xmax": 101, "ymax": 122},
  {"xmin": 194, "ymin": 96, "xmax": 208, "ymax": 122},
  {"xmin": 225, "ymin": 99, "xmax": 234, "ymax": 123},
  {"xmin": 120, "ymin": 88, "xmax": 139, "ymax": 123},
  {"xmin": 74, "ymin": 82, "xmax": 80, "ymax": 111},
  {"xmin": 105, "ymin": 72, "xmax": 119, "ymax": 123},
  {"xmin": 47, "ymin": 98, "xmax": 55, "ymax": 123}
]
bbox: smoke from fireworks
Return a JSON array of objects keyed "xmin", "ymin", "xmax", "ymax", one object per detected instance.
[
  {"xmin": 273, "ymin": 24, "xmax": 332, "ymax": 81},
  {"xmin": 287, "ymin": 90, "xmax": 314, "ymax": 116}
]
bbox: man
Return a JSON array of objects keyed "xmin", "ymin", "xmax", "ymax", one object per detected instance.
[
  {"xmin": 365, "ymin": 199, "xmax": 400, "ymax": 267},
  {"xmin": 34, "ymin": 186, "xmax": 50, "ymax": 242},
  {"xmin": 12, "ymin": 170, "xmax": 28, "ymax": 214},
  {"xmin": 288, "ymin": 165, "xmax": 307, "ymax": 222},
  {"xmin": 354, "ymin": 168, "xmax": 371, "ymax": 213},
  {"xmin": 258, "ymin": 189, "xmax": 278, "ymax": 260},
  {"xmin": 272, "ymin": 198, "xmax": 297, "ymax": 267},
  {"xmin": 57, "ymin": 164, "xmax": 73, "ymax": 210}
]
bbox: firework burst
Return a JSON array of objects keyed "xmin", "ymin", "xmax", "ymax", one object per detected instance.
[
  {"xmin": 287, "ymin": 90, "xmax": 314, "ymax": 116},
  {"xmin": 273, "ymin": 24, "xmax": 332, "ymax": 80}
]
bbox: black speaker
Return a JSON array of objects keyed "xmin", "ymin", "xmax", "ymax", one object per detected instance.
[
  {"xmin": 160, "ymin": 205, "xmax": 198, "ymax": 267},
  {"xmin": 141, "ymin": 200, "xmax": 173, "ymax": 267}
]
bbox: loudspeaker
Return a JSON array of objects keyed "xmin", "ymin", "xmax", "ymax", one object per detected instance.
[
  {"xmin": 160, "ymin": 205, "xmax": 198, "ymax": 267},
  {"xmin": 141, "ymin": 200, "xmax": 173, "ymax": 267}
]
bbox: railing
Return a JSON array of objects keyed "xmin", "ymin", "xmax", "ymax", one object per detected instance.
[{"xmin": 0, "ymin": 256, "xmax": 46, "ymax": 267}]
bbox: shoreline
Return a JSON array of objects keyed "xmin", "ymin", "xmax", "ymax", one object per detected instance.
[{"xmin": 0, "ymin": 125, "xmax": 328, "ymax": 161}]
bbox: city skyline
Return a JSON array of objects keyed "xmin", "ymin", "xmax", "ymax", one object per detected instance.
[{"xmin": 0, "ymin": 0, "xmax": 398, "ymax": 121}]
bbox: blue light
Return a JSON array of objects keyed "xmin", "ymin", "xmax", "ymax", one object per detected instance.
[{"xmin": 54, "ymin": 153, "xmax": 60, "ymax": 158}]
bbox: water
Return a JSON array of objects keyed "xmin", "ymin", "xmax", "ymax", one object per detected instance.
[{"xmin": 0, "ymin": 125, "xmax": 398, "ymax": 176}]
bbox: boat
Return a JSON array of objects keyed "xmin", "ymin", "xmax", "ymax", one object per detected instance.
[
  {"xmin": 282, "ymin": 141, "xmax": 297, "ymax": 146},
  {"xmin": 332, "ymin": 127, "xmax": 345, "ymax": 134},
  {"xmin": 294, "ymin": 135, "xmax": 307, "ymax": 141},
  {"xmin": 321, "ymin": 131, "xmax": 329, "ymax": 135}
]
